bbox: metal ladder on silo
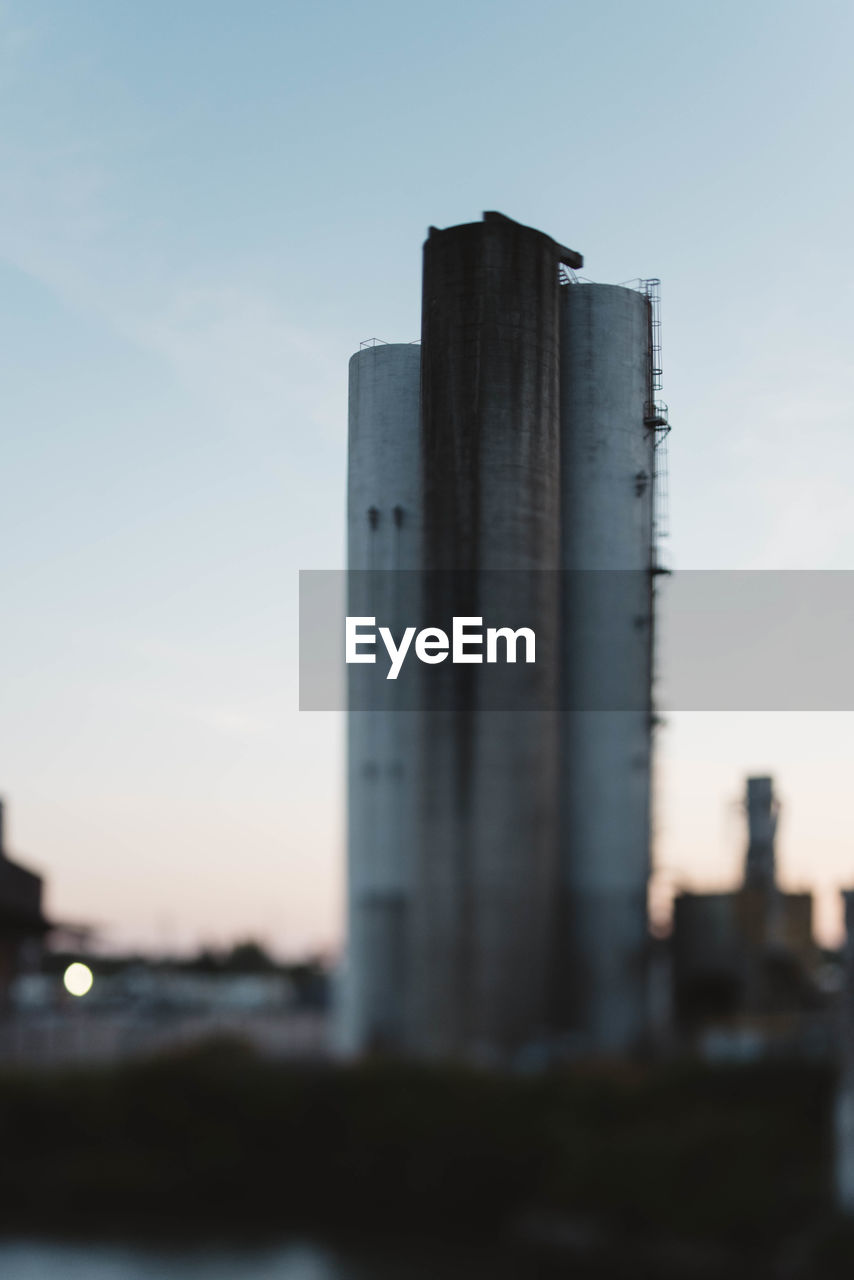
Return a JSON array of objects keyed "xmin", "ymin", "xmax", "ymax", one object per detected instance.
[{"xmin": 640, "ymin": 279, "xmax": 671, "ymax": 543}]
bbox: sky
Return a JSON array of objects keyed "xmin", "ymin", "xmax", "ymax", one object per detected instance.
[{"xmin": 2, "ymin": 0, "xmax": 854, "ymax": 952}]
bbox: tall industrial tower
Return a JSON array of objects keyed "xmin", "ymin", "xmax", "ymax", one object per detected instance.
[
  {"xmin": 744, "ymin": 775, "xmax": 779, "ymax": 892},
  {"xmin": 343, "ymin": 212, "xmax": 665, "ymax": 1061}
]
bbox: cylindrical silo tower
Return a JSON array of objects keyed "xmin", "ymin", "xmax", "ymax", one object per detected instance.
[
  {"xmin": 343, "ymin": 342, "xmax": 422, "ymax": 1053},
  {"xmin": 558, "ymin": 282, "xmax": 656, "ymax": 1053},
  {"xmin": 343, "ymin": 215, "xmax": 662, "ymax": 1064},
  {"xmin": 411, "ymin": 212, "xmax": 580, "ymax": 1059}
]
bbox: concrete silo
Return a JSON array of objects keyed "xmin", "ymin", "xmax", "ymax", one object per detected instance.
[
  {"xmin": 344, "ymin": 342, "xmax": 421, "ymax": 1052},
  {"xmin": 558, "ymin": 282, "xmax": 657, "ymax": 1053},
  {"xmin": 343, "ymin": 213, "xmax": 661, "ymax": 1061},
  {"xmin": 410, "ymin": 212, "xmax": 580, "ymax": 1059}
]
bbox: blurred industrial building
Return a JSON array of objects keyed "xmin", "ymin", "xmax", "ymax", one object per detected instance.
[
  {"xmin": 672, "ymin": 776, "xmax": 829, "ymax": 1060},
  {"xmin": 0, "ymin": 797, "xmax": 330, "ymax": 1066},
  {"xmin": 0, "ymin": 942, "xmax": 330, "ymax": 1067},
  {"xmin": 343, "ymin": 212, "xmax": 669, "ymax": 1061},
  {"xmin": 0, "ymin": 799, "xmax": 49, "ymax": 1010}
]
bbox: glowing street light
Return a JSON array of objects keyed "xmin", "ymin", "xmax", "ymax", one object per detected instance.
[{"xmin": 63, "ymin": 962, "xmax": 93, "ymax": 998}]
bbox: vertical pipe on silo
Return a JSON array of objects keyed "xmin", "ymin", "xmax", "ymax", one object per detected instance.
[
  {"xmin": 559, "ymin": 283, "xmax": 655, "ymax": 1053},
  {"xmin": 343, "ymin": 343, "xmax": 422, "ymax": 1053}
]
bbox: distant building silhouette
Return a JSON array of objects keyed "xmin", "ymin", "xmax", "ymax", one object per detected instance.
[
  {"xmin": 672, "ymin": 777, "xmax": 820, "ymax": 1045},
  {"xmin": 0, "ymin": 799, "xmax": 50, "ymax": 1009}
]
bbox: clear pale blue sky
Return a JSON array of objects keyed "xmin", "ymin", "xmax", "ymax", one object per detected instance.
[{"xmin": 3, "ymin": 0, "xmax": 854, "ymax": 952}]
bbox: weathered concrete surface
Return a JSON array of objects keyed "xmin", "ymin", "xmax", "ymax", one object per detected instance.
[
  {"xmin": 343, "ymin": 343, "xmax": 421, "ymax": 1053},
  {"xmin": 413, "ymin": 214, "xmax": 563, "ymax": 1058},
  {"xmin": 559, "ymin": 283, "xmax": 654, "ymax": 1053}
]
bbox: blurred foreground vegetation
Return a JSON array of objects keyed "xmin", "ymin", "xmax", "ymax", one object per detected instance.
[{"xmin": 0, "ymin": 1040, "xmax": 851, "ymax": 1276}]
